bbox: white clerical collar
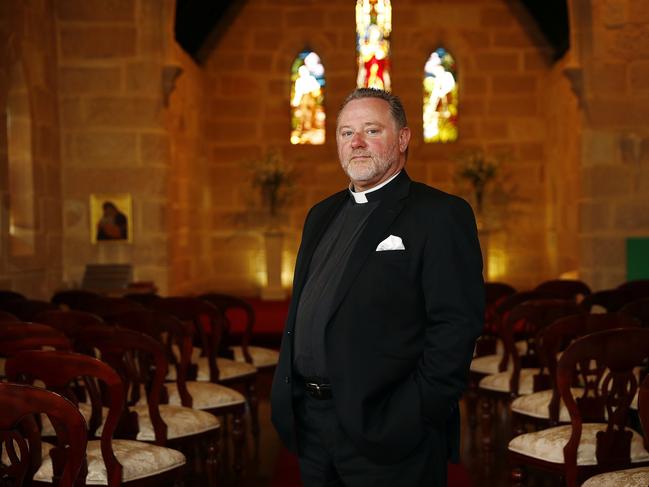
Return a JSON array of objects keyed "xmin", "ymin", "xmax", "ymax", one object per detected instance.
[{"xmin": 348, "ymin": 171, "xmax": 402, "ymax": 204}]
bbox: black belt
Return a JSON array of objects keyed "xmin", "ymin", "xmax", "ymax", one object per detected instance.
[{"xmin": 301, "ymin": 377, "xmax": 332, "ymax": 400}]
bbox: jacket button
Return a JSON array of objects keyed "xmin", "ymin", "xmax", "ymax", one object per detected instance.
[{"xmin": 284, "ymin": 376, "xmax": 290, "ymax": 384}]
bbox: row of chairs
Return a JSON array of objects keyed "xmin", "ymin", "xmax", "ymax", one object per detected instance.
[
  {"xmin": 469, "ymin": 278, "xmax": 649, "ymax": 485},
  {"xmin": 0, "ymin": 290, "xmax": 280, "ymax": 486}
]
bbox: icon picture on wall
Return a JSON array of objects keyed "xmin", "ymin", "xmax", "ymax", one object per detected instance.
[{"xmin": 89, "ymin": 193, "xmax": 133, "ymax": 244}]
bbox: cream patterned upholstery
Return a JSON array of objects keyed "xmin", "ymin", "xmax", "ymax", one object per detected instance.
[
  {"xmin": 34, "ymin": 440, "xmax": 185, "ymax": 484},
  {"xmin": 129, "ymin": 405, "xmax": 220, "ymax": 441},
  {"xmin": 166, "ymin": 381, "xmax": 246, "ymax": 410},
  {"xmin": 508, "ymin": 424, "xmax": 649, "ymax": 465},
  {"xmin": 581, "ymin": 467, "xmax": 649, "ymax": 487},
  {"xmin": 479, "ymin": 368, "xmax": 540, "ymax": 395},
  {"xmin": 41, "ymin": 402, "xmax": 98, "ymax": 437},
  {"xmin": 470, "ymin": 354, "xmax": 507, "ymax": 375},
  {"xmin": 510, "ymin": 388, "xmax": 583, "ymax": 421},
  {"xmin": 194, "ymin": 357, "xmax": 257, "ymax": 382},
  {"xmin": 230, "ymin": 345, "xmax": 279, "ymax": 368}
]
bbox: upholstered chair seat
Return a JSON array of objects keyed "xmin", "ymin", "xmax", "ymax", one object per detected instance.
[
  {"xmin": 166, "ymin": 350, "xmax": 258, "ymax": 381},
  {"xmin": 508, "ymin": 423, "xmax": 649, "ymax": 465},
  {"xmin": 479, "ymin": 368, "xmax": 540, "ymax": 395},
  {"xmin": 581, "ymin": 466, "xmax": 649, "ymax": 487},
  {"xmin": 166, "ymin": 381, "xmax": 246, "ymax": 410},
  {"xmin": 230, "ymin": 345, "xmax": 279, "ymax": 368},
  {"xmin": 510, "ymin": 388, "xmax": 583, "ymax": 421},
  {"xmin": 34, "ymin": 440, "xmax": 186, "ymax": 485}
]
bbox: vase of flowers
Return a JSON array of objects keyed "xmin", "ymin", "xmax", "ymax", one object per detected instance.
[
  {"xmin": 454, "ymin": 149, "xmax": 500, "ymax": 216},
  {"xmin": 246, "ymin": 149, "xmax": 295, "ymax": 300}
]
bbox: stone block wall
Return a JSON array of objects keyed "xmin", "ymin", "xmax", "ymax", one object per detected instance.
[
  {"xmin": 56, "ymin": 0, "xmax": 173, "ymax": 293},
  {"xmin": 0, "ymin": 0, "xmax": 63, "ymax": 298},
  {"xmin": 570, "ymin": 0, "xmax": 649, "ymax": 290}
]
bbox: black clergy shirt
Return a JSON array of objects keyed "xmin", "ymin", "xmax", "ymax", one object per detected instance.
[{"xmin": 292, "ymin": 172, "xmax": 403, "ymax": 379}]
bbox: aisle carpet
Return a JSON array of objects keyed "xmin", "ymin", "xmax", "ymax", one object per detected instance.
[{"xmin": 271, "ymin": 448, "xmax": 473, "ymax": 487}]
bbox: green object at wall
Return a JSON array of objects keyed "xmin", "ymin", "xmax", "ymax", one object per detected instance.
[{"xmin": 627, "ymin": 238, "xmax": 649, "ymax": 280}]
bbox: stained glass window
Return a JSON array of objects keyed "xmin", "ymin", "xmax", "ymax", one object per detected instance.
[
  {"xmin": 356, "ymin": 0, "xmax": 392, "ymax": 91},
  {"xmin": 290, "ymin": 50, "xmax": 325, "ymax": 145},
  {"xmin": 423, "ymin": 48, "xmax": 458, "ymax": 143}
]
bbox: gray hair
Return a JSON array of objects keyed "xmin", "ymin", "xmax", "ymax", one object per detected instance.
[{"xmin": 337, "ymin": 88, "xmax": 408, "ymax": 129}]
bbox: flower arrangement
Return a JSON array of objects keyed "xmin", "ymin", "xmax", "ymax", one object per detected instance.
[
  {"xmin": 246, "ymin": 149, "xmax": 295, "ymax": 217},
  {"xmin": 454, "ymin": 149, "xmax": 501, "ymax": 214}
]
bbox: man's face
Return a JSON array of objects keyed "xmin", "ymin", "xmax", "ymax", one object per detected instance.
[{"xmin": 336, "ymin": 97, "xmax": 410, "ymax": 191}]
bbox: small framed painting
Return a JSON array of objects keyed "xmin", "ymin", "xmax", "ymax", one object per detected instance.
[{"xmin": 89, "ymin": 193, "xmax": 133, "ymax": 244}]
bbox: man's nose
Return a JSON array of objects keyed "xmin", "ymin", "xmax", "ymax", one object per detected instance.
[{"xmin": 350, "ymin": 132, "xmax": 366, "ymax": 148}]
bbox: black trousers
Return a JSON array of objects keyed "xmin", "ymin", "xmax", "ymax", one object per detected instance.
[{"xmin": 294, "ymin": 387, "xmax": 448, "ymax": 487}]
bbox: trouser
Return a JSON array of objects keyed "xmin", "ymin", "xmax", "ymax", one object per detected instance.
[{"xmin": 294, "ymin": 385, "xmax": 448, "ymax": 487}]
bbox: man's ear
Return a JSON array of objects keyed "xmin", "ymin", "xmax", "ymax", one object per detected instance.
[{"xmin": 399, "ymin": 127, "xmax": 411, "ymax": 153}]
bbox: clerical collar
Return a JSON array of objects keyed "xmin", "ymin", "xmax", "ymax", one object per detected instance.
[{"xmin": 348, "ymin": 171, "xmax": 402, "ymax": 204}]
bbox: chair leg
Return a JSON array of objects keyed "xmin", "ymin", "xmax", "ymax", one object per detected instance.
[
  {"xmin": 466, "ymin": 379, "xmax": 479, "ymax": 429},
  {"xmin": 247, "ymin": 378, "xmax": 260, "ymax": 456},
  {"xmin": 232, "ymin": 410, "xmax": 246, "ymax": 486},
  {"xmin": 205, "ymin": 430, "xmax": 220, "ymax": 487},
  {"xmin": 510, "ymin": 466, "xmax": 527, "ymax": 486},
  {"xmin": 480, "ymin": 396, "xmax": 494, "ymax": 453}
]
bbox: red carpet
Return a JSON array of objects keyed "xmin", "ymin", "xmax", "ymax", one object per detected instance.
[{"xmin": 271, "ymin": 448, "xmax": 473, "ymax": 487}]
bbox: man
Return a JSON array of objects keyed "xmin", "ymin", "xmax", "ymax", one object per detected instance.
[{"xmin": 271, "ymin": 88, "xmax": 484, "ymax": 486}]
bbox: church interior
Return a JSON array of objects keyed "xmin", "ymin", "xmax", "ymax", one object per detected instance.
[{"xmin": 2, "ymin": 0, "xmax": 649, "ymax": 486}]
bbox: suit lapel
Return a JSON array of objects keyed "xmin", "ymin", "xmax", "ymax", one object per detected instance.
[{"xmin": 326, "ymin": 173, "xmax": 411, "ymax": 325}]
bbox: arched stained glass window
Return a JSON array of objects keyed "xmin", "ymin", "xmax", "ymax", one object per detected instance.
[
  {"xmin": 290, "ymin": 49, "xmax": 325, "ymax": 145},
  {"xmin": 356, "ymin": 0, "xmax": 392, "ymax": 91},
  {"xmin": 423, "ymin": 48, "xmax": 458, "ymax": 143}
]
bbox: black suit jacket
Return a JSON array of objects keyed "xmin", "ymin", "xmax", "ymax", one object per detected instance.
[{"xmin": 271, "ymin": 171, "xmax": 484, "ymax": 464}]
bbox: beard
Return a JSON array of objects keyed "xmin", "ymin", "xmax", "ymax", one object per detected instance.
[{"xmin": 340, "ymin": 143, "xmax": 399, "ymax": 184}]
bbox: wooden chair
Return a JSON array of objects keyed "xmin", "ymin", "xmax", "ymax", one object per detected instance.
[
  {"xmin": 580, "ymin": 288, "xmax": 629, "ymax": 313},
  {"xmin": 581, "ymin": 373, "xmax": 649, "ymax": 486},
  {"xmin": 510, "ymin": 313, "xmax": 641, "ymax": 433},
  {"xmin": 477, "ymin": 299, "xmax": 584, "ymax": 451},
  {"xmin": 51, "ymin": 290, "xmax": 102, "ymax": 311},
  {"xmin": 74, "ymin": 326, "xmax": 221, "ymax": 486},
  {"xmin": 617, "ymin": 279, "xmax": 649, "ymax": 302},
  {"xmin": 122, "ymin": 293, "xmax": 162, "ymax": 308},
  {"xmin": 0, "ymin": 290, "xmax": 25, "ymax": 305},
  {"xmin": 0, "ymin": 299, "xmax": 58, "ymax": 321},
  {"xmin": 0, "ymin": 310, "xmax": 18, "ymax": 321},
  {"xmin": 5, "ymin": 350, "xmax": 185, "ymax": 487},
  {"xmin": 199, "ymin": 293, "xmax": 280, "ymax": 370},
  {"xmin": 76, "ymin": 297, "xmax": 144, "ymax": 322},
  {"xmin": 0, "ymin": 382, "xmax": 87, "ymax": 487},
  {"xmin": 620, "ymin": 297, "xmax": 649, "ymax": 328},
  {"xmin": 111, "ymin": 309, "xmax": 248, "ymax": 480},
  {"xmin": 534, "ymin": 279, "xmax": 591, "ymax": 302},
  {"xmin": 33, "ymin": 309, "xmax": 106, "ymax": 337},
  {"xmin": 509, "ymin": 328, "xmax": 649, "ymax": 486},
  {"xmin": 153, "ymin": 297, "xmax": 260, "ymax": 444}
]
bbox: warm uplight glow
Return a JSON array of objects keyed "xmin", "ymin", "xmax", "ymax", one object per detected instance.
[{"xmin": 487, "ymin": 247, "xmax": 507, "ymax": 281}]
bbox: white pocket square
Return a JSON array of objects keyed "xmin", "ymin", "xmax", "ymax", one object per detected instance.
[{"xmin": 375, "ymin": 235, "xmax": 405, "ymax": 251}]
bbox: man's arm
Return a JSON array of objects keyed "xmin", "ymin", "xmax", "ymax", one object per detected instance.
[{"xmin": 415, "ymin": 195, "xmax": 485, "ymax": 422}]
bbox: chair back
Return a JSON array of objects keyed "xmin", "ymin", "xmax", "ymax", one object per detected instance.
[
  {"xmin": 81, "ymin": 297, "xmax": 145, "ymax": 321},
  {"xmin": 75, "ymin": 325, "xmax": 169, "ymax": 445},
  {"xmin": 538, "ymin": 313, "xmax": 641, "ymax": 423},
  {"xmin": 154, "ymin": 297, "xmax": 226, "ymax": 382},
  {"xmin": 6, "ymin": 350, "xmax": 125, "ymax": 486},
  {"xmin": 122, "ymin": 292, "xmax": 162, "ymax": 308},
  {"xmin": 0, "ymin": 382, "xmax": 87, "ymax": 487},
  {"xmin": 0, "ymin": 290, "xmax": 25, "ymax": 305},
  {"xmin": 0, "ymin": 323, "xmax": 72, "ymax": 356},
  {"xmin": 0, "ymin": 299, "xmax": 58, "ymax": 321},
  {"xmin": 112, "ymin": 309, "xmax": 194, "ymax": 407},
  {"xmin": 617, "ymin": 280, "xmax": 649, "ymax": 302},
  {"xmin": 51, "ymin": 290, "xmax": 102, "ymax": 312},
  {"xmin": 534, "ymin": 279, "xmax": 591, "ymax": 302},
  {"xmin": 199, "ymin": 293, "xmax": 253, "ymax": 362},
  {"xmin": 501, "ymin": 299, "xmax": 584, "ymax": 394},
  {"xmin": 557, "ymin": 327, "xmax": 649, "ymax": 486},
  {"xmin": 0, "ymin": 310, "xmax": 18, "ymax": 322},
  {"xmin": 580, "ymin": 289, "xmax": 629, "ymax": 313},
  {"xmin": 620, "ymin": 297, "xmax": 649, "ymax": 328},
  {"xmin": 33, "ymin": 309, "xmax": 105, "ymax": 337}
]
